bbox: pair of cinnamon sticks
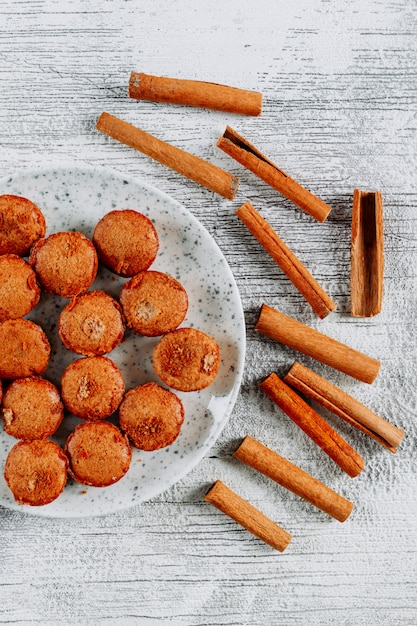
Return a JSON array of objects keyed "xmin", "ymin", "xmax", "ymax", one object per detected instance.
[
  {"xmin": 96, "ymin": 72, "xmax": 263, "ymax": 201},
  {"xmin": 96, "ymin": 112, "xmax": 332, "ymax": 220},
  {"xmin": 259, "ymin": 363, "xmax": 404, "ymax": 473},
  {"xmin": 235, "ymin": 190, "xmax": 383, "ymax": 319},
  {"xmin": 204, "ymin": 433, "xmax": 356, "ymax": 553}
]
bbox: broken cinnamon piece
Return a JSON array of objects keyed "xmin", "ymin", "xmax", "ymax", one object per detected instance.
[
  {"xmin": 259, "ymin": 373, "xmax": 365, "ymax": 478},
  {"xmin": 233, "ymin": 436, "xmax": 354, "ymax": 522},
  {"xmin": 255, "ymin": 304, "xmax": 381, "ymax": 384},
  {"xmin": 284, "ymin": 361, "xmax": 404, "ymax": 453},
  {"xmin": 350, "ymin": 189, "xmax": 384, "ymax": 317},
  {"xmin": 129, "ymin": 72, "xmax": 262, "ymax": 116},
  {"xmin": 217, "ymin": 126, "xmax": 332, "ymax": 222},
  {"xmin": 204, "ymin": 480, "xmax": 292, "ymax": 552},
  {"xmin": 236, "ymin": 201, "xmax": 336, "ymax": 318},
  {"xmin": 96, "ymin": 112, "xmax": 239, "ymax": 200}
]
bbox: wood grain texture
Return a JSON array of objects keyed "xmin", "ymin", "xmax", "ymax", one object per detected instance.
[{"xmin": 1, "ymin": 0, "xmax": 417, "ymax": 624}]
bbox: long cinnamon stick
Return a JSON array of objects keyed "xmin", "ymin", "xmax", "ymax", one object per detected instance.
[
  {"xmin": 351, "ymin": 189, "xmax": 384, "ymax": 317},
  {"xmin": 284, "ymin": 361, "xmax": 404, "ymax": 453},
  {"xmin": 255, "ymin": 304, "xmax": 380, "ymax": 384},
  {"xmin": 234, "ymin": 436, "xmax": 354, "ymax": 522},
  {"xmin": 217, "ymin": 126, "xmax": 332, "ymax": 222},
  {"xmin": 204, "ymin": 480, "xmax": 292, "ymax": 552},
  {"xmin": 237, "ymin": 201, "xmax": 336, "ymax": 318},
  {"xmin": 129, "ymin": 72, "xmax": 263, "ymax": 116},
  {"xmin": 96, "ymin": 112, "xmax": 239, "ymax": 200},
  {"xmin": 259, "ymin": 373, "xmax": 365, "ymax": 478}
]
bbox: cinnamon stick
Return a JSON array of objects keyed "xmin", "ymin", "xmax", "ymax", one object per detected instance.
[
  {"xmin": 129, "ymin": 72, "xmax": 263, "ymax": 116},
  {"xmin": 284, "ymin": 361, "xmax": 404, "ymax": 453},
  {"xmin": 234, "ymin": 436, "xmax": 354, "ymax": 522},
  {"xmin": 236, "ymin": 201, "xmax": 336, "ymax": 318},
  {"xmin": 96, "ymin": 112, "xmax": 239, "ymax": 200},
  {"xmin": 259, "ymin": 373, "xmax": 365, "ymax": 478},
  {"xmin": 255, "ymin": 304, "xmax": 380, "ymax": 384},
  {"xmin": 217, "ymin": 126, "xmax": 332, "ymax": 222},
  {"xmin": 351, "ymin": 189, "xmax": 384, "ymax": 317},
  {"xmin": 204, "ymin": 480, "xmax": 292, "ymax": 552}
]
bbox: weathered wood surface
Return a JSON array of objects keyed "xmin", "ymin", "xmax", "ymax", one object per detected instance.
[{"xmin": 1, "ymin": 1, "xmax": 417, "ymax": 624}]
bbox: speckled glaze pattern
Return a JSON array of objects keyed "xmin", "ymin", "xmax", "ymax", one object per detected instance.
[{"xmin": 0, "ymin": 165, "xmax": 246, "ymax": 518}]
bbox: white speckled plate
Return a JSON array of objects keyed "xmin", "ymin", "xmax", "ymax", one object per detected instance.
[{"xmin": 0, "ymin": 164, "xmax": 245, "ymax": 518}]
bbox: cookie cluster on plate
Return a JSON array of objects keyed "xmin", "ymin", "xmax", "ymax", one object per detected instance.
[{"xmin": 0, "ymin": 195, "xmax": 220, "ymax": 506}]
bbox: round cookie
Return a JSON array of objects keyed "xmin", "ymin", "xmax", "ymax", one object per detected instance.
[
  {"xmin": 60, "ymin": 355, "xmax": 125, "ymax": 420},
  {"xmin": 152, "ymin": 327, "xmax": 220, "ymax": 392},
  {"xmin": 119, "ymin": 382, "xmax": 184, "ymax": 451},
  {"xmin": 2, "ymin": 377, "xmax": 64, "ymax": 440},
  {"xmin": 64, "ymin": 421, "xmax": 132, "ymax": 487},
  {"xmin": 0, "ymin": 254, "xmax": 41, "ymax": 321},
  {"xmin": 119, "ymin": 271, "xmax": 188, "ymax": 336},
  {"xmin": 0, "ymin": 194, "xmax": 46, "ymax": 256},
  {"xmin": 92, "ymin": 209, "xmax": 159, "ymax": 277},
  {"xmin": 0, "ymin": 319, "xmax": 51, "ymax": 379},
  {"xmin": 58, "ymin": 290, "xmax": 126, "ymax": 356},
  {"xmin": 29, "ymin": 231, "xmax": 98, "ymax": 298},
  {"xmin": 4, "ymin": 440, "xmax": 68, "ymax": 506}
]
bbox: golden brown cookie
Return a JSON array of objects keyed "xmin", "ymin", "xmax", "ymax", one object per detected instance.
[
  {"xmin": 29, "ymin": 231, "xmax": 98, "ymax": 298},
  {"xmin": 60, "ymin": 355, "xmax": 125, "ymax": 420},
  {"xmin": 0, "ymin": 195, "xmax": 46, "ymax": 256},
  {"xmin": 0, "ymin": 319, "xmax": 51, "ymax": 379},
  {"xmin": 64, "ymin": 421, "xmax": 132, "ymax": 487},
  {"xmin": 119, "ymin": 271, "xmax": 188, "ymax": 336},
  {"xmin": 4, "ymin": 439, "xmax": 68, "ymax": 506},
  {"xmin": 58, "ymin": 290, "xmax": 126, "ymax": 356},
  {"xmin": 119, "ymin": 382, "xmax": 184, "ymax": 451},
  {"xmin": 152, "ymin": 327, "xmax": 220, "ymax": 392},
  {"xmin": 0, "ymin": 254, "xmax": 41, "ymax": 321},
  {"xmin": 92, "ymin": 209, "xmax": 159, "ymax": 277},
  {"xmin": 2, "ymin": 377, "xmax": 64, "ymax": 440}
]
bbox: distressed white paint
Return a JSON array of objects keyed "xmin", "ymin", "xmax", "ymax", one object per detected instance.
[{"xmin": 0, "ymin": 1, "xmax": 416, "ymax": 624}]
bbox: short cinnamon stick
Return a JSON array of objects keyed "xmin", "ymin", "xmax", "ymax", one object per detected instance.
[
  {"xmin": 284, "ymin": 362, "xmax": 404, "ymax": 453},
  {"xmin": 234, "ymin": 436, "xmax": 354, "ymax": 522},
  {"xmin": 236, "ymin": 201, "xmax": 336, "ymax": 318},
  {"xmin": 217, "ymin": 126, "xmax": 332, "ymax": 222},
  {"xmin": 351, "ymin": 189, "xmax": 384, "ymax": 317},
  {"xmin": 96, "ymin": 112, "xmax": 239, "ymax": 200},
  {"xmin": 204, "ymin": 480, "xmax": 292, "ymax": 552},
  {"xmin": 259, "ymin": 373, "xmax": 365, "ymax": 478},
  {"xmin": 255, "ymin": 304, "xmax": 380, "ymax": 384},
  {"xmin": 129, "ymin": 72, "xmax": 263, "ymax": 116}
]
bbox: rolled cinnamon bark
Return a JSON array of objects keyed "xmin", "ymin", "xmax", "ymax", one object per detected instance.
[
  {"xmin": 217, "ymin": 126, "xmax": 332, "ymax": 222},
  {"xmin": 204, "ymin": 480, "xmax": 292, "ymax": 552},
  {"xmin": 284, "ymin": 361, "xmax": 404, "ymax": 452},
  {"xmin": 255, "ymin": 304, "xmax": 380, "ymax": 384},
  {"xmin": 129, "ymin": 72, "xmax": 263, "ymax": 116},
  {"xmin": 234, "ymin": 436, "xmax": 354, "ymax": 522},
  {"xmin": 236, "ymin": 201, "xmax": 336, "ymax": 318},
  {"xmin": 259, "ymin": 373, "xmax": 365, "ymax": 478},
  {"xmin": 351, "ymin": 189, "xmax": 384, "ymax": 317},
  {"xmin": 96, "ymin": 112, "xmax": 239, "ymax": 200}
]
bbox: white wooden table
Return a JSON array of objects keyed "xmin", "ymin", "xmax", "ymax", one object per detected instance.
[{"xmin": 1, "ymin": 1, "xmax": 416, "ymax": 624}]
